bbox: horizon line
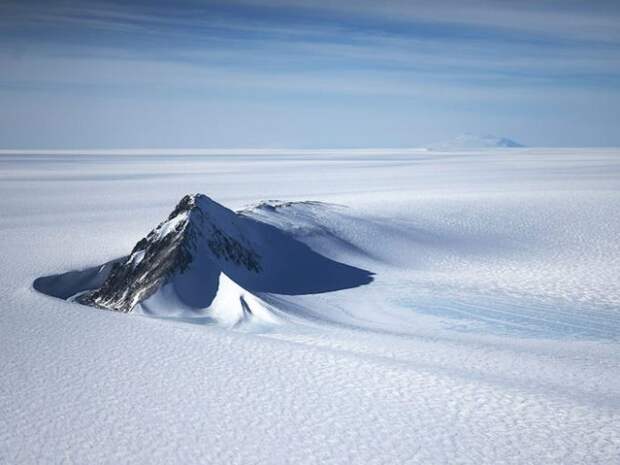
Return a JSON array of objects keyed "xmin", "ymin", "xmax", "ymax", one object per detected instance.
[{"xmin": 2, "ymin": 146, "xmax": 620, "ymax": 155}]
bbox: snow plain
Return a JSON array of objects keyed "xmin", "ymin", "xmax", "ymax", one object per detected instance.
[{"xmin": 1, "ymin": 148, "xmax": 619, "ymax": 464}]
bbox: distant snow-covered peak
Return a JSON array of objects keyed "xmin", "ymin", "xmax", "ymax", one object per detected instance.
[{"xmin": 428, "ymin": 133, "xmax": 525, "ymax": 150}]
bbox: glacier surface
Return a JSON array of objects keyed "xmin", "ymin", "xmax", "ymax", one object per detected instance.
[{"xmin": 1, "ymin": 148, "xmax": 619, "ymax": 464}]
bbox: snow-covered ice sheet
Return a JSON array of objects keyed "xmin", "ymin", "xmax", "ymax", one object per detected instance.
[{"xmin": 1, "ymin": 148, "xmax": 619, "ymax": 464}]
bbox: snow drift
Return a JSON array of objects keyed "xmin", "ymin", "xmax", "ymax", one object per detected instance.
[{"xmin": 34, "ymin": 194, "xmax": 373, "ymax": 327}]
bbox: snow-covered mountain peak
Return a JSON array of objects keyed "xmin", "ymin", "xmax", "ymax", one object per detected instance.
[
  {"xmin": 168, "ymin": 193, "xmax": 228, "ymax": 219},
  {"xmin": 76, "ymin": 193, "xmax": 262, "ymax": 313},
  {"xmin": 39, "ymin": 193, "xmax": 373, "ymax": 324},
  {"xmin": 428, "ymin": 133, "xmax": 525, "ymax": 150}
]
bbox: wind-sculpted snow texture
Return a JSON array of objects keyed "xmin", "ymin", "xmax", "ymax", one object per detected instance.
[{"xmin": 2, "ymin": 148, "xmax": 620, "ymax": 464}]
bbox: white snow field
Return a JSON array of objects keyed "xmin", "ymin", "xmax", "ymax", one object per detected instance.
[{"xmin": 1, "ymin": 148, "xmax": 619, "ymax": 464}]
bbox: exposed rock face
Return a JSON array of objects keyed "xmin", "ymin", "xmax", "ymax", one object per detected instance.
[
  {"xmin": 77, "ymin": 194, "xmax": 261, "ymax": 312},
  {"xmin": 242, "ymin": 200, "xmax": 326, "ymax": 213}
]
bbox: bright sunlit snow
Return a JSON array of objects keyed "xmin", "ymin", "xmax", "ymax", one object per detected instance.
[{"xmin": 1, "ymin": 148, "xmax": 619, "ymax": 464}]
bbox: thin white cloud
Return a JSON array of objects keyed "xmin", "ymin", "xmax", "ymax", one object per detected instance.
[{"xmin": 239, "ymin": 0, "xmax": 620, "ymax": 43}]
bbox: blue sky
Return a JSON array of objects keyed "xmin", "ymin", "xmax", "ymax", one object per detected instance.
[{"xmin": 1, "ymin": 0, "xmax": 619, "ymax": 148}]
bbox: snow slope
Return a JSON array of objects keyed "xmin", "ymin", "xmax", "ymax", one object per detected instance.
[{"xmin": 1, "ymin": 148, "xmax": 619, "ymax": 464}]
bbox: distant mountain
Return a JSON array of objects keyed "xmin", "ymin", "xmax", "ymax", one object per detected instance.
[{"xmin": 428, "ymin": 134, "xmax": 525, "ymax": 150}]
